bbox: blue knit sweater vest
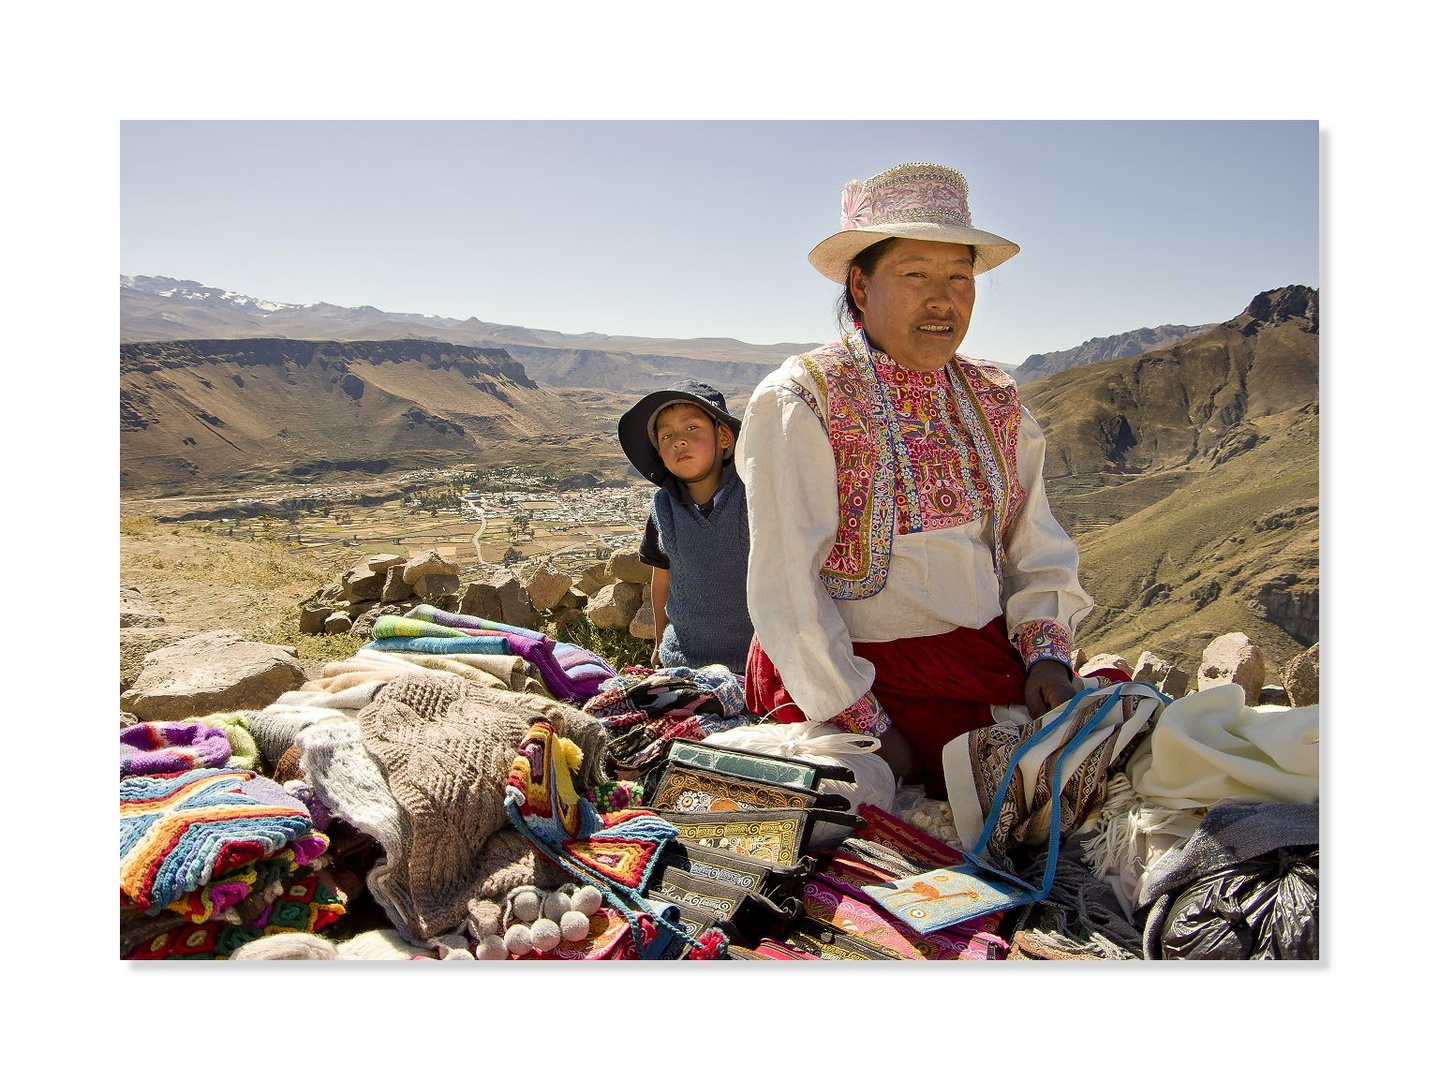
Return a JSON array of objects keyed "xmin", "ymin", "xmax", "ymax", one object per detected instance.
[{"xmin": 652, "ymin": 475, "xmax": 753, "ymax": 673}]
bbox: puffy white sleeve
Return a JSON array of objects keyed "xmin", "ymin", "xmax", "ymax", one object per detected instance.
[
  {"xmin": 736, "ymin": 368, "xmax": 890, "ymax": 734},
  {"xmin": 1001, "ymin": 407, "xmax": 1096, "ymax": 670}
]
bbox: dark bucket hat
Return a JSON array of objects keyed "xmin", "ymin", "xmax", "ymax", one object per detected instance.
[{"xmin": 618, "ymin": 379, "xmax": 742, "ymax": 484}]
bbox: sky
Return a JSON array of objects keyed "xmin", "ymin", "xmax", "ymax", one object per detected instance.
[{"xmin": 120, "ymin": 119, "xmax": 1317, "ymax": 367}]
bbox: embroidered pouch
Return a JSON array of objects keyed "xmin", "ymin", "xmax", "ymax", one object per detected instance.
[
  {"xmin": 803, "ymin": 872, "xmax": 1005, "ymax": 960},
  {"xmin": 643, "ymin": 760, "xmax": 850, "ymax": 815},
  {"xmin": 660, "ymin": 808, "xmax": 861, "ymax": 868},
  {"xmin": 658, "ymin": 840, "xmax": 813, "ymax": 902},
  {"xmin": 663, "ymin": 738, "xmax": 855, "ymax": 789},
  {"xmin": 647, "ymin": 863, "xmax": 801, "ymax": 948},
  {"xmin": 785, "ymin": 918, "xmax": 909, "ymax": 961}
]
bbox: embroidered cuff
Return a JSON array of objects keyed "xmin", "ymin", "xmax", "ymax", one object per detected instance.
[
  {"xmin": 1015, "ymin": 619, "xmax": 1073, "ymax": 672},
  {"xmin": 828, "ymin": 691, "xmax": 892, "ymax": 737}
]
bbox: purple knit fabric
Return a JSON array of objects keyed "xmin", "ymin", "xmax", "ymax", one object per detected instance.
[{"xmin": 120, "ymin": 721, "xmax": 233, "ymax": 777}]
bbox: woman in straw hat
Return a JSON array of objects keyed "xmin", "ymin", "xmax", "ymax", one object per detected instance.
[{"xmin": 735, "ymin": 162, "xmax": 1094, "ymax": 797}]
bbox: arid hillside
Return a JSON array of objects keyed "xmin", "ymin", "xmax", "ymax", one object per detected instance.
[{"xmin": 1025, "ymin": 286, "xmax": 1319, "ymax": 670}]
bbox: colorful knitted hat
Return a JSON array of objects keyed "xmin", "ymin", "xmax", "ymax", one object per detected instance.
[{"xmin": 808, "ymin": 162, "xmax": 1020, "ymax": 283}]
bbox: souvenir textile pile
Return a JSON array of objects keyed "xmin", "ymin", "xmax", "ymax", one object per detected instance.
[
  {"xmin": 584, "ymin": 665, "xmax": 758, "ymax": 775},
  {"xmin": 119, "ymin": 732, "xmax": 345, "ymax": 960},
  {"xmin": 361, "ymin": 605, "xmax": 617, "ymax": 704},
  {"xmin": 295, "ymin": 670, "xmax": 611, "ymax": 944},
  {"xmin": 505, "ymin": 719, "xmax": 728, "ymax": 959}
]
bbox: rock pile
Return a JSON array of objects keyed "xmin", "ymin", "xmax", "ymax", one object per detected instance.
[{"xmin": 296, "ymin": 547, "xmax": 660, "ymax": 644}]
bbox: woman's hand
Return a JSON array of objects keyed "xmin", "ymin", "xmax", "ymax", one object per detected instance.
[{"xmin": 1024, "ymin": 660, "xmax": 1076, "ymax": 719}]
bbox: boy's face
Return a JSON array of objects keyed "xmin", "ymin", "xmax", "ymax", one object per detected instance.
[{"xmin": 654, "ymin": 402, "xmax": 730, "ymax": 484}]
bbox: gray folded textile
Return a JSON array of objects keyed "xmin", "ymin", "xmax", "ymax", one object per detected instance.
[{"xmin": 1136, "ymin": 801, "xmax": 1318, "ymax": 910}]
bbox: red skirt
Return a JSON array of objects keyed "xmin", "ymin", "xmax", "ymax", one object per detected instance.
[{"xmin": 743, "ymin": 617, "xmax": 1027, "ymax": 798}]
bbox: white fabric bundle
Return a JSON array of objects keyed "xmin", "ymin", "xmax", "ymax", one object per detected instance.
[
  {"xmin": 701, "ymin": 720, "xmax": 897, "ymax": 845},
  {"xmin": 1124, "ymin": 684, "xmax": 1319, "ymax": 809}
]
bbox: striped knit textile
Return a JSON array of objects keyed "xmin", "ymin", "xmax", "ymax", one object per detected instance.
[
  {"xmin": 120, "ymin": 768, "xmax": 319, "ymax": 915},
  {"xmin": 121, "ymin": 722, "xmax": 233, "ymax": 777},
  {"xmin": 398, "ymin": 604, "xmax": 618, "ymax": 703}
]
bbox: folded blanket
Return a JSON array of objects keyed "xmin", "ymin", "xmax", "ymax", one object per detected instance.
[
  {"xmin": 120, "ymin": 768, "xmax": 320, "ymax": 915},
  {"xmin": 1125, "ymin": 685, "xmax": 1319, "ymax": 809},
  {"xmin": 404, "ymin": 605, "xmax": 617, "ymax": 703}
]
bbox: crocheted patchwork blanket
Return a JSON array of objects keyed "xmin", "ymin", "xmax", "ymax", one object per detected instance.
[{"xmin": 120, "ymin": 769, "xmax": 322, "ymax": 915}]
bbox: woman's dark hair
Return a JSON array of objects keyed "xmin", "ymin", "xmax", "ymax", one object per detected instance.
[
  {"xmin": 834, "ymin": 237, "xmax": 899, "ymax": 330},
  {"xmin": 834, "ymin": 238, "xmax": 978, "ymax": 330}
]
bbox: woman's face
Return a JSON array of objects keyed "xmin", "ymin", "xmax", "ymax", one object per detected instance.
[{"xmin": 849, "ymin": 238, "xmax": 976, "ymax": 371}]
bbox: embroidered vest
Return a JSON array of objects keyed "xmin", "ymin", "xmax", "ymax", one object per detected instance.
[{"xmin": 782, "ymin": 332, "xmax": 1026, "ymax": 601}]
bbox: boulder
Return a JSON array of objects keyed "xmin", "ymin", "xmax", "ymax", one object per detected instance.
[
  {"xmin": 342, "ymin": 565, "xmax": 385, "ymax": 602},
  {"xmin": 299, "ymin": 603, "xmax": 334, "ymax": 635},
  {"xmin": 381, "ymin": 566, "xmax": 414, "ymax": 603},
  {"xmin": 490, "ymin": 569, "xmax": 538, "ymax": 630},
  {"xmin": 523, "ymin": 565, "xmax": 574, "ymax": 611},
  {"xmin": 1279, "ymin": 642, "xmax": 1320, "ymax": 707},
  {"xmin": 324, "ymin": 611, "xmax": 355, "ymax": 635},
  {"xmin": 459, "ymin": 580, "xmax": 505, "ymax": 622},
  {"xmin": 367, "ymin": 553, "xmax": 407, "ymax": 574},
  {"xmin": 121, "ymin": 625, "xmax": 202, "ymax": 694},
  {"xmin": 552, "ymin": 589, "xmax": 587, "ymax": 612},
  {"xmin": 413, "ymin": 573, "xmax": 461, "ymax": 600},
  {"xmin": 1080, "ymin": 653, "xmax": 1132, "ymax": 677},
  {"xmin": 120, "ymin": 630, "xmax": 307, "ymax": 723},
  {"xmin": 589, "ymin": 581, "xmax": 645, "ymax": 630},
  {"xmin": 402, "ymin": 549, "xmax": 461, "ymax": 585},
  {"xmin": 120, "ymin": 585, "xmax": 166, "ymax": 628},
  {"xmin": 629, "ymin": 585, "xmax": 656, "ymax": 641},
  {"xmin": 1197, "ymin": 632, "xmax": 1267, "ymax": 705},
  {"xmin": 1132, "ymin": 651, "xmax": 1188, "ymax": 697},
  {"xmin": 606, "ymin": 550, "xmax": 651, "ymax": 585},
  {"xmin": 574, "ymin": 562, "xmax": 617, "ymax": 596}
]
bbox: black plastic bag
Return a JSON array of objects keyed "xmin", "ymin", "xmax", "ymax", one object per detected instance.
[{"xmin": 1150, "ymin": 847, "xmax": 1318, "ymax": 959}]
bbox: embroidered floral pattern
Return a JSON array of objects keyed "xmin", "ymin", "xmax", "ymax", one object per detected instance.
[
  {"xmin": 829, "ymin": 690, "xmax": 892, "ymax": 737},
  {"xmin": 1015, "ymin": 619, "xmax": 1073, "ymax": 670}
]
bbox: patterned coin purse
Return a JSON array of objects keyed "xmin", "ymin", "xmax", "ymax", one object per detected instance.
[{"xmin": 659, "ymin": 808, "xmax": 861, "ymax": 869}]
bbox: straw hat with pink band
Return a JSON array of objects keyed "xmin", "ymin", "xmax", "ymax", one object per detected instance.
[{"xmin": 807, "ymin": 162, "xmax": 1021, "ymax": 283}]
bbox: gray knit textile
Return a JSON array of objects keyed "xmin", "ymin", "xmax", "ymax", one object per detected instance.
[
  {"xmin": 652, "ymin": 478, "xmax": 753, "ymax": 672},
  {"xmin": 298, "ymin": 670, "xmax": 612, "ymax": 944}
]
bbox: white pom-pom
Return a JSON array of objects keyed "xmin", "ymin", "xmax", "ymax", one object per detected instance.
[
  {"xmin": 572, "ymin": 885, "xmax": 603, "ymax": 916},
  {"xmin": 509, "ymin": 886, "xmax": 543, "ymax": 924},
  {"xmin": 476, "ymin": 935, "xmax": 508, "ymax": 960},
  {"xmin": 530, "ymin": 918, "xmax": 562, "ymax": 952},
  {"xmin": 560, "ymin": 909, "xmax": 592, "ymax": 941},
  {"xmin": 504, "ymin": 923, "xmax": 533, "ymax": 955},
  {"xmin": 542, "ymin": 890, "xmax": 572, "ymax": 922}
]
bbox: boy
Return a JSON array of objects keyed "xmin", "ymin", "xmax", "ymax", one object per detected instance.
[{"xmin": 617, "ymin": 380, "xmax": 753, "ymax": 673}]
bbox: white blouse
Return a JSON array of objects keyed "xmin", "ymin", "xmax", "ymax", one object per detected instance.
[{"xmin": 736, "ymin": 347, "xmax": 1094, "ymax": 730}]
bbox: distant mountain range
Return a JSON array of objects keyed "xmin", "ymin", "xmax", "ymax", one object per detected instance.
[
  {"xmin": 121, "ymin": 275, "xmax": 806, "ymax": 399},
  {"xmin": 1013, "ymin": 322, "xmax": 1217, "ymax": 384}
]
